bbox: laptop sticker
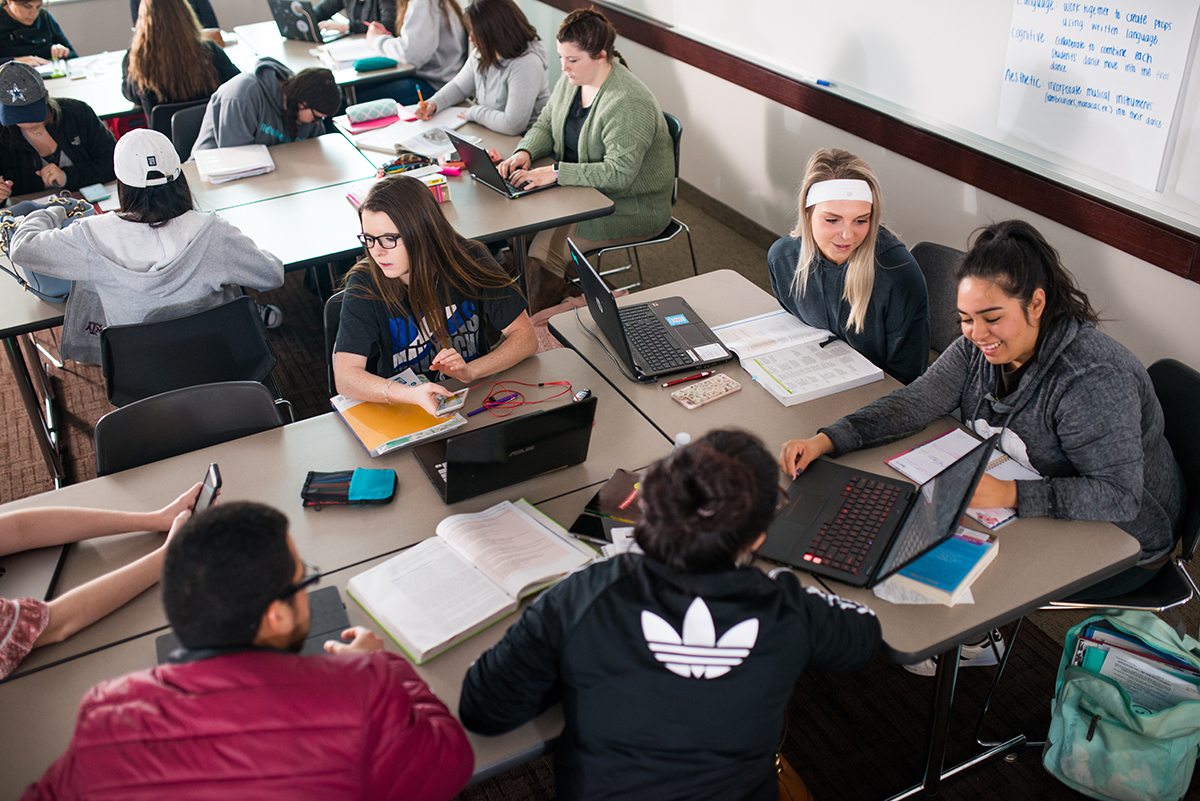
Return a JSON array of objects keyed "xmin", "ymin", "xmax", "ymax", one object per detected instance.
[
  {"xmin": 694, "ymin": 343, "xmax": 728, "ymax": 361},
  {"xmin": 664, "ymin": 314, "xmax": 689, "ymax": 326}
]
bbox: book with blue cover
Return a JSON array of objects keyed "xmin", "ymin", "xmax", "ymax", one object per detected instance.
[{"xmin": 890, "ymin": 526, "xmax": 999, "ymax": 606}]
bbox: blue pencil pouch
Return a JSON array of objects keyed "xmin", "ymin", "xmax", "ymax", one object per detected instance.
[
  {"xmin": 353, "ymin": 56, "xmax": 397, "ymax": 73},
  {"xmin": 302, "ymin": 468, "xmax": 396, "ymax": 508}
]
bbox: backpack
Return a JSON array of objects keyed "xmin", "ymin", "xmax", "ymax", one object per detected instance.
[
  {"xmin": 0, "ymin": 195, "xmax": 94, "ymax": 303},
  {"xmin": 1043, "ymin": 611, "xmax": 1200, "ymax": 801}
]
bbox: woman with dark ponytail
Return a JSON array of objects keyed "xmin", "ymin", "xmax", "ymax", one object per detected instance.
[
  {"xmin": 461, "ymin": 429, "xmax": 881, "ymax": 801},
  {"xmin": 782, "ymin": 220, "xmax": 1184, "ymax": 621}
]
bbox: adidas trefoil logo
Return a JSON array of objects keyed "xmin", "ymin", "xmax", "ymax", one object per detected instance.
[{"xmin": 641, "ymin": 597, "xmax": 758, "ymax": 679}]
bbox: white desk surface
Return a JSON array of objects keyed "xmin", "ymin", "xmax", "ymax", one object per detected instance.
[{"xmin": 234, "ymin": 22, "xmax": 414, "ymax": 88}]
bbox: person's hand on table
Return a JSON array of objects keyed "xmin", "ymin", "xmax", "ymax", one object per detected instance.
[
  {"xmin": 430, "ymin": 347, "xmax": 474, "ymax": 382},
  {"xmin": 413, "ymin": 100, "xmax": 437, "ymax": 121},
  {"xmin": 969, "ymin": 474, "xmax": 1018, "ymax": 509},
  {"xmin": 49, "ymin": 44, "xmax": 69, "ymax": 60},
  {"xmin": 398, "ymin": 381, "xmax": 453, "ymax": 416},
  {"xmin": 319, "ymin": 20, "xmax": 349, "ymax": 33},
  {"xmin": 325, "ymin": 626, "xmax": 384, "ymax": 655},
  {"xmin": 779, "ymin": 434, "xmax": 834, "ymax": 479},
  {"xmin": 151, "ymin": 483, "xmax": 204, "ymax": 532},
  {"xmin": 37, "ymin": 163, "xmax": 65, "ymax": 188},
  {"xmin": 497, "ymin": 150, "xmax": 530, "ymax": 179},
  {"xmin": 365, "ymin": 21, "xmax": 391, "ymax": 42},
  {"xmin": 15, "ymin": 55, "xmax": 48, "ymax": 66},
  {"xmin": 508, "ymin": 165, "xmax": 556, "ymax": 189}
]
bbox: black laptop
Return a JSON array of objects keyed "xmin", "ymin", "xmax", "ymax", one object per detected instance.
[
  {"xmin": 569, "ymin": 238, "xmax": 732, "ymax": 382},
  {"xmin": 446, "ymin": 130, "xmax": 552, "ymax": 199},
  {"xmin": 268, "ymin": 0, "xmax": 348, "ymax": 43},
  {"xmin": 413, "ymin": 396, "xmax": 597, "ymax": 503},
  {"xmin": 760, "ymin": 435, "xmax": 997, "ymax": 588}
]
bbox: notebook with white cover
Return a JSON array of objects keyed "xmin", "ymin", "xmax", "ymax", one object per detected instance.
[{"xmin": 194, "ymin": 144, "xmax": 275, "ymax": 184}]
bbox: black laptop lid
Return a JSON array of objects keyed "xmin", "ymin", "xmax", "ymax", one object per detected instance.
[
  {"xmin": 446, "ymin": 131, "xmax": 511, "ymax": 194},
  {"xmin": 569, "ymin": 238, "xmax": 641, "ymax": 373}
]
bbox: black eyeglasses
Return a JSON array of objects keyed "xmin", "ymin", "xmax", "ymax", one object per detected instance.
[
  {"xmin": 277, "ymin": 561, "xmax": 321, "ymax": 600},
  {"xmin": 357, "ymin": 233, "xmax": 401, "ymax": 250}
]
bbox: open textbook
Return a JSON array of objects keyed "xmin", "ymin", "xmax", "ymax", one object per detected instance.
[
  {"xmin": 348, "ymin": 500, "xmax": 595, "ymax": 663},
  {"xmin": 352, "ymin": 106, "xmax": 470, "ymax": 156},
  {"xmin": 713, "ymin": 310, "xmax": 883, "ymax": 406}
]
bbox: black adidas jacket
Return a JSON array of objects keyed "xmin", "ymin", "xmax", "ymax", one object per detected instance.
[{"xmin": 460, "ymin": 554, "xmax": 882, "ymax": 801}]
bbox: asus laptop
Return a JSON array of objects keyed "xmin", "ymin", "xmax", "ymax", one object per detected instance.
[
  {"xmin": 446, "ymin": 130, "xmax": 553, "ymax": 199},
  {"xmin": 268, "ymin": 0, "xmax": 348, "ymax": 43},
  {"xmin": 759, "ymin": 435, "xmax": 997, "ymax": 588},
  {"xmin": 413, "ymin": 396, "xmax": 597, "ymax": 504},
  {"xmin": 569, "ymin": 238, "xmax": 732, "ymax": 382}
]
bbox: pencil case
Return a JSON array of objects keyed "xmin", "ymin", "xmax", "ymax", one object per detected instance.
[
  {"xmin": 346, "ymin": 98, "xmax": 398, "ymax": 124},
  {"xmin": 301, "ymin": 468, "xmax": 396, "ymax": 508},
  {"xmin": 353, "ymin": 56, "xmax": 398, "ymax": 73}
]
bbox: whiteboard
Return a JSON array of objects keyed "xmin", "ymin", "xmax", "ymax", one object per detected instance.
[{"xmin": 672, "ymin": 0, "xmax": 1200, "ymax": 235}]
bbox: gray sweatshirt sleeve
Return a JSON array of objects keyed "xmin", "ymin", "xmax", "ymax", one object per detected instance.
[
  {"xmin": 208, "ymin": 217, "xmax": 284, "ymax": 291},
  {"xmin": 464, "ymin": 53, "xmax": 546, "ymax": 136},
  {"xmin": 9, "ymin": 207, "xmax": 90, "ymax": 280},
  {"xmin": 821, "ymin": 336, "xmax": 971, "ymax": 455},
  {"xmin": 369, "ymin": 0, "xmax": 437, "ymax": 68},
  {"xmin": 427, "ymin": 57, "xmax": 473, "ymax": 111}
]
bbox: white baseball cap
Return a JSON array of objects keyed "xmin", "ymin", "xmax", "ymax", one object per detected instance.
[{"xmin": 113, "ymin": 129, "xmax": 182, "ymax": 188}]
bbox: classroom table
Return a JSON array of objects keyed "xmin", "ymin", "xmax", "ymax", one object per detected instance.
[
  {"xmin": 548, "ymin": 269, "xmax": 1142, "ymax": 797},
  {"xmin": 233, "ymin": 22, "xmax": 413, "ymax": 105}
]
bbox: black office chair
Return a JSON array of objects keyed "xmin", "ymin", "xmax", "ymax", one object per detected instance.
[
  {"xmin": 171, "ymin": 104, "xmax": 209, "ymax": 162},
  {"xmin": 910, "ymin": 242, "xmax": 965, "ymax": 356},
  {"xmin": 581, "ymin": 112, "xmax": 699, "ymax": 291},
  {"xmin": 973, "ymin": 357, "xmax": 1200, "ymax": 747},
  {"xmin": 148, "ymin": 98, "xmax": 209, "ymax": 140},
  {"xmin": 95, "ymin": 381, "xmax": 284, "ymax": 476},
  {"xmin": 100, "ymin": 296, "xmax": 292, "ymax": 421},
  {"xmin": 324, "ymin": 290, "xmax": 344, "ymax": 396}
]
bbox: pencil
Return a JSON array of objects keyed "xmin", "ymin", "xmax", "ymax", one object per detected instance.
[{"xmin": 417, "ymin": 88, "xmax": 427, "ymax": 113}]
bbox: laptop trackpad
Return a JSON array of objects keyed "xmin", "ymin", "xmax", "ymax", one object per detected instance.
[
  {"xmin": 674, "ymin": 325, "xmax": 712, "ymax": 347},
  {"xmin": 783, "ymin": 490, "xmax": 827, "ymax": 528}
]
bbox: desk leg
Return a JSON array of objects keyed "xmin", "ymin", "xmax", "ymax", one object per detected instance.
[
  {"xmin": 886, "ymin": 645, "xmax": 1027, "ymax": 800},
  {"xmin": 4, "ymin": 334, "xmax": 63, "ymax": 487}
]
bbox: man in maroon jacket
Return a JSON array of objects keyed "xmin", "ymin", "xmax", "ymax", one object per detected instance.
[{"xmin": 23, "ymin": 502, "xmax": 474, "ymax": 801}]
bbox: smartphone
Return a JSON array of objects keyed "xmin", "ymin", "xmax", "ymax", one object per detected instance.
[
  {"xmin": 79, "ymin": 183, "xmax": 111, "ymax": 202},
  {"xmin": 670, "ymin": 373, "xmax": 741, "ymax": 410},
  {"xmin": 435, "ymin": 387, "xmax": 469, "ymax": 417},
  {"xmin": 197, "ymin": 463, "xmax": 221, "ymax": 510}
]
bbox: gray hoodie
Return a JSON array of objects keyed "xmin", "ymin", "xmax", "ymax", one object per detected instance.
[
  {"xmin": 426, "ymin": 40, "xmax": 550, "ymax": 135},
  {"xmin": 820, "ymin": 318, "xmax": 1184, "ymax": 563},
  {"xmin": 10, "ymin": 207, "xmax": 284, "ymax": 364},
  {"xmin": 192, "ymin": 57, "xmax": 323, "ymax": 152},
  {"xmin": 368, "ymin": 0, "xmax": 466, "ymax": 90}
]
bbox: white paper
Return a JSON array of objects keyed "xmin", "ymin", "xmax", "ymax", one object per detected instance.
[
  {"xmin": 600, "ymin": 526, "xmax": 644, "ymax": 558},
  {"xmin": 352, "ymin": 107, "xmax": 469, "ymax": 155},
  {"xmin": 873, "ymin": 577, "xmax": 974, "ymax": 606},
  {"xmin": 1081, "ymin": 642, "xmax": 1200, "ymax": 713},
  {"xmin": 713, "ymin": 309, "xmax": 831, "ymax": 358},
  {"xmin": 745, "ymin": 339, "xmax": 882, "ymax": 406}
]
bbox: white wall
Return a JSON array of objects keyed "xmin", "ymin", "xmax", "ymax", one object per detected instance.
[
  {"xmin": 517, "ymin": 1, "xmax": 1200, "ymax": 369},
  {"xmin": 51, "ymin": 0, "xmax": 272, "ymax": 56}
]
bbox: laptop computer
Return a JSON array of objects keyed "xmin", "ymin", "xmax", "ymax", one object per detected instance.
[
  {"xmin": 759, "ymin": 434, "xmax": 997, "ymax": 588},
  {"xmin": 569, "ymin": 238, "xmax": 732, "ymax": 382},
  {"xmin": 446, "ymin": 130, "xmax": 553, "ymax": 199},
  {"xmin": 0, "ymin": 544, "xmax": 67, "ymax": 602},
  {"xmin": 413, "ymin": 396, "xmax": 597, "ymax": 504},
  {"xmin": 267, "ymin": 0, "xmax": 348, "ymax": 43}
]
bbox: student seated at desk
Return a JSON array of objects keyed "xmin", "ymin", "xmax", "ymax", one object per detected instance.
[
  {"xmin": 9, "ymin": 129, "xmax": 285, "ymax": 363},
  {"xmin": 313, "ymin": 0, "xmax": 396, "ymax": 35},
  {"xmin": 334, "ymin": 174, "xmax": 536, "ymax": 413},
  {"xmin": 191, "ymin": 58, "xmax": 340, "ymax": 151},
  {"xmin": 496, "ymin": 8, "xmax": 674, "ymax": 312},
  {"xmin": 780, "ymin": 220, "xmax": 1184, "ymax": 672},
  {"xmin": 414, "ymin": 0, "xmax": 549, "ymax": 136},
  {"xmin": 0, "ymin": 0, "xmax": 74, "ymax": 66},
  {"xmin": 460, "ymin": 429, "xmax": 882, "ymax": 801},
  {"xmin": 22, "ymin": 502, "xmax": 474, "ymax": 800},
  {"xmin": 0, "ymin": 483, "xmax": 200, "ymax": 680},
  {"xmin": 357, "ymin": 0, "xmax": 467, "ymax": 108},
  {"xmin": 121, "ymin": 0, "xmax": 240, "ymax": 124},
  {"xmin": 768, "ymin": 148, "xmax": 930, "ymax": 385},
  {"xmin": 0, "ymin": 61, "xmax": 114, "ymax": 200}
]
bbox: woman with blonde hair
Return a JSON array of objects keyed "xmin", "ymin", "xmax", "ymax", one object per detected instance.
[
  {"xmin": 768, "ymin": 148, "xmax": 930, "ymax": 384},
  {"xmin": 122, "ymin": 0, "xmax": 239, "ymax": 123}
]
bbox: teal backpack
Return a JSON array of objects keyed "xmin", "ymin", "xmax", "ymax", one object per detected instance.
[{"xmin": 1044, "ymin": 611, "xmax": 1200, "ymax": 801}]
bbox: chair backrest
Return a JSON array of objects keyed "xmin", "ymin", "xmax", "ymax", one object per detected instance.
[
  {"xmin": 1148, "ymin": 358, "xmax": 1200, "ymax": 561},
  {"xmin": 663, "ymin": 112, "xmax": 682, "ymax": 205},
  {"xmin": 148, "ymin": 98, "xmax": 208, "ymax": 139},
  {"xmin": 324, "ymin": 290, "xmax": 344, "ymax": 396},
  {"xmin": 95, "ymin": 381, "xmax": 284, "ymax": 476},
  {"xmin": 101, "ymin": 295, "xmax": 277, "ymax": 407},
  {"xmin": 172, "ymin": 103, "xmax": 209, "ymax": 162},
  {"xmin": 910, "ymin": 241, "xmax": 965, "ymax": 354}
]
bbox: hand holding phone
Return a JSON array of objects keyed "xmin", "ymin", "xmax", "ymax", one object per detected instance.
[{"xmin": 196, "ymin": 463, "xmax": 221, "ymax": 510}]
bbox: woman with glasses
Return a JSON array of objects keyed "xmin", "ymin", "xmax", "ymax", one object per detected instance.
[
  {"xmin": 0, "ymin": 0, "xmax": 75, "ymax": 66},
  {"xmin": 333, "ymin": 174, "xmax": 537, "ymax": 413}
]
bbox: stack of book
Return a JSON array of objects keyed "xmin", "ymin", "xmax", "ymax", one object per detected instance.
[
  {"xmin": 888, "ymin": 526, "xmax": 999, "ymax": 606},
  {"xmin": 194, "ymin": 144, "xmax": 275, "ymax": 184}
]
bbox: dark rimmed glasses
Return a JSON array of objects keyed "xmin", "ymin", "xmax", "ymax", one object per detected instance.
[
  {"xmin": 357, "ymin": 233, "xmax": 401, "ymax": 250},
  {"xmin": 277, "ymin": 561, "xmax": 321, "ymax": 600}
]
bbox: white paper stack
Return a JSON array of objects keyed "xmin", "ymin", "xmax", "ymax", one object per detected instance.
[{"xmin": 194, "ymin": 144, "xmax": 276, "ymax": 184}]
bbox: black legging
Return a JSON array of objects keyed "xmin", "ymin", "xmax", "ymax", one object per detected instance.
[{"xmin": 130, "ymin": 0, "xmax": 218, "ymax": 29}]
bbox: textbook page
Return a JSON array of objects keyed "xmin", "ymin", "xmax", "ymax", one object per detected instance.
[
  {"xmin": 437, "ymin": 500, "xmax": 592, "ymax": 598},
  {"xmin": 745, "ymin": 338, "xmax": 883, "ymax": 407},
  {"xmin": 713, "ymin": 309, "xmax": 831, "ymax": 359},
  {"xmin": 352, "ymin": 108, "xmax": 469, "ymax": 155}
]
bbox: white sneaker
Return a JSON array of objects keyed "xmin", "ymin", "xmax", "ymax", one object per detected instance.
[{"xmin": 903, "ymin": 631, "xmax": 1006, "ymax": 677}]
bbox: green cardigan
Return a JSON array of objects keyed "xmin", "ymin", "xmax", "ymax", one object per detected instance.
[{"xmin": 516, "ymin": 62, "xmax": 674, "ymax": 241}]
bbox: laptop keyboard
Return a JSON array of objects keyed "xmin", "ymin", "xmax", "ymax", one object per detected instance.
[
  {"xmin": 435, "ymin": 462, "xmax": 447, "ymax": 483},
  {"xmin": 619, "ymin": 305, "xmax": 692, "ymax": 372},
  {"xmin": 800, "ymin": 478, "xmax": 902, "ymax": 576}
]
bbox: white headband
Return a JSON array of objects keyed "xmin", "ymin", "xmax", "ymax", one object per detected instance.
[{"xmin": 805, "ymin": 179, "xmax": 873, "ymax": 208}]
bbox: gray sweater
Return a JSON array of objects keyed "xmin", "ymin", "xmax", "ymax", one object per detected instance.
[
  {"xmin": 821, "ymin": 317, "xmax": 1184, "ymax": 563},
  {"xmin": 426, "ymin": 41, "xmax": 549, "ymax": 135},
  {"xmin": 192, "ymin": 57, "xmax": 324, "ymax": 151},
  {"xmin": 10, "ymin": 208, "xmax": 284, "ymax": 364},
  {"xmin": 368, "ymin": 0, "xmax": 466, "ymax": 90}
]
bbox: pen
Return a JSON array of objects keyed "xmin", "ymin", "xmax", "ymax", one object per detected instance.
[
  {"xmin": 417, "ymin": 87, "xmax": 427, "ymax": 113},
  {"xmin": 662, "ymin": 371, "xmax": 713, "ymax": 388},
  {"xmin": 467, "ymin": 392, "xmax": 517, "ymax": 416},
  {"xmin": 346, "ymin": 192, "xmax": 362, "ymax": 209}
]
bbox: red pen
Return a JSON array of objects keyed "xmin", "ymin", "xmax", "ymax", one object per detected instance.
[{"xmin": 662, "ymin": 371, "xmax": 713, "ymax": 388}]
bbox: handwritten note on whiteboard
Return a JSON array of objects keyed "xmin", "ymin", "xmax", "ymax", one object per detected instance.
[{"xmin": 997, "ymin": 0, "xmax": 1199, "ymax": 190}]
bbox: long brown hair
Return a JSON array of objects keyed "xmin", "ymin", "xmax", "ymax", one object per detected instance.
[
  {"xmin": 466, "ymin": 0, "xmax": 538, "ymax": 73},
  {"xmin": 126, "ymin": 0, "xmax": 218, "ymax": 103},
  {"xmin": 396, "ymin": 0, "xmax": 465, "ymax": 37},
  {"xmin": 557, "ymin": 7, "xmax": 627, "ymax": 68},
  {"xmin": 345, "ymin": 175, "xmax": 518, "ymax": 350}
]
